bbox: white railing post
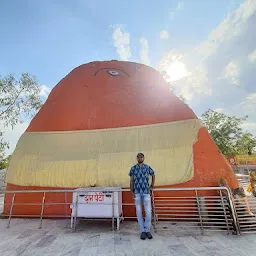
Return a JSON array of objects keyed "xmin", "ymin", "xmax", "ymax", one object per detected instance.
[
  {"xmin": 6, "ymin": 192, "xmax": 16, "ymax": 228},
  {"xmin": 151, "ymin": 189, "xmax": 157, "ymax": 233},
  {"xmin": 39, "ymin": 192, "xmax": 46, "ymax": 229},
  {"xmin": 195, "ymin": 190, "xmax": 204, "ymax": 235}
]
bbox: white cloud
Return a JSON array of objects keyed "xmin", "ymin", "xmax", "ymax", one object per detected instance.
[
  {"xmin": 241, "ymin": 122, "xmax": 256, "ymax": 136},
  {"xmin": 241, "ymin": 93, "xmax": 256, "ymax": 111},
  {"xmin": 0, "ymin": 121, "xmax": 29, "ymax": 156},
  {"xmin": 214, "ymin": 108, "xmax": 223, "ymax": 113},
  {"xmin": 139, "ymin": 37, "xmax": 150, "ymax": 65},
  {"xmin": 165, "ymin": 59, "xmax": 189, "ymax": 83},
  {"xmin": 160, "ymin": 30, "xmax": 169, "ymax": 39},
  {"xmin": 158, "ymin": 50, "xmax": 180, "ymax": 71},
  {"xmin": 177, "ymin": 1, "xmax": 184, "ymax": 11},
  {"xmin": 157, "ymin": 51, "xmax": 188, "ymax": 80},
  {"xmin": 112, "ymin": 25, "xmax": 131, "ymax": 61},
  {"xmin": 222, "ymin": 61, "xmax": 240, "ymax": 85},
  {"xmin": 182, "ymin": 65, "xmax": 212, "ymax": 100},
  {"xmin": 169, "ymin": 1, "xmax": 185, "ymax": 19},
  {"xmin": 242, "ymin": 122, "xmax": 256, "ymax": 129},
  {"xmin": 157, "ymin": 51, "xmax": 210, "ymax": 101},
  {"xmin": 195, "ymin": 0, "xmax": 256, "ymax": 59},
  {"xmin": 159, "ymin": 0, "xmax": 256, "ymax": 103},
  {"xmin": 179, "ymin": 86, "xmax": 193, "ymax": 101},
  {"xmin": 248, "ymin": 49, "xmax": 256, "ymax": 63},
  {"xmin": 231, "ymin": 93, "xmax": 256, "ymax": 133},
  {"xmin": 245, "ymin": 93, "xmax": 256, "ymax": 101},
  {"xmin": 39, "ymin": 85, "xmax": 51, "ymax": 97},
  {"xmin": 223, "ymin": 92, "xmax": 256, "ymax": 137}
]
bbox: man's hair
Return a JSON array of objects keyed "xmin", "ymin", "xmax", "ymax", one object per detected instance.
[{"xmin": 137, "ymin": 153, "xmax": 144, "ymax": 157}]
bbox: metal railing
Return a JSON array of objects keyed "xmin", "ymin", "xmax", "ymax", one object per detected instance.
[
  {"xmin": 1, "ymin": 188, "xmax": 135, "ymax": 231},
  {"xmin": 233, "ymin": 174, "xmax": 256, "ymax": 234},
  {"xmin": 236, "ymin": 174, "xmax": 250, "ymax": 191},
  {"xmin": 234, "ymin": 196, "xmax": 256, "ymax": 234},
  {"xmin": 152, "ymin": 187, "xmax": 238, "ymax": 235},
  {"xmin": 0, "ymin": 187, "xmax": 241, "ymax": 235}
]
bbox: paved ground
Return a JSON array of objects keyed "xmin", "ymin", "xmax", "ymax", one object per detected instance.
[
  {"xmin": 0, "ymin": 216, "xmax": 256, "ymax": 256},
  {"xmin": 1, "ymin": 195, "xmax": 256, "ymax": 256}
]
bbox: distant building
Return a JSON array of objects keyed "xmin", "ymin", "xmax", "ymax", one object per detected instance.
[{"xmin": 228, "ymin": 155, "xmax": 256, "ymax": 175}]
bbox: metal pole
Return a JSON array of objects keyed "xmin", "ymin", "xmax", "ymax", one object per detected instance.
[
  {"xmin": 64, "ymin": 188, "xmax": 69, "ymax": 228},
  {"xmin": 151, "ymin": 190, "xmax": 157, "ymax": 233},
  {"xmin": 6, "ymin": 193, "xmax": 16, "ymax": 228},
  {"xmin": 226, "ymin": 187, "xmax": 240, "ymax": 235},
  {"xmin": 74, "ymin": 192, "xmax": 79, "ymax": 231},
  {"xmin": 219, "ymin": 190, "xmax": 230, "ymax": 234},
  {"xmin": 112, "ymin": 192, "xmax": 115, "ymax": 231},
  {"xmin": 39, "ymin": 192, "xmax": 46, "ymax": 229},
  {"xmin": 195, "ymin": 190, "xmax": 204, "ymax": 235}
]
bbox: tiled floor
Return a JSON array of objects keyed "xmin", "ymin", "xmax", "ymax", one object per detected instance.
[
  {"xmin": 1, "ymin": 195, "xmax": 256, "ymax": 256},
  {"xmin": 0, "ymin": 217, "xmax": 256, "ymax": 256}
]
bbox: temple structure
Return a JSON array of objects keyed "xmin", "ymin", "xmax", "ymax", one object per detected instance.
[{"xmin": 4, "ymin": 60, "xmax": 238, "ymax": 217}]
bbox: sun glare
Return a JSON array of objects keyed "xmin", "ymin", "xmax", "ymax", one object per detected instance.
[{"xmin": 165, "ymin": 60, "xmax": 189, "ymax": 82}]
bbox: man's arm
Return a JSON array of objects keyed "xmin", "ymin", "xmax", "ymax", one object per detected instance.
[
  {"xmin": 148, "ymin": 166, "xmax": 155, "ymax": 188},
  {"xmin": 130, "ymin": 176, "xmax": 134, "ymax": 196},
  {"xmin": 151, "ymin": 174, "xmax": 155, "ymax": 188}
]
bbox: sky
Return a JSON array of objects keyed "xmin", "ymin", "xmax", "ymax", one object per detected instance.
[{"xmin": 1, "ymin": 0, "xmax": 256, "ymax": 155}]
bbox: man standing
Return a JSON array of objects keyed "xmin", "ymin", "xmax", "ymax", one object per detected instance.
[{"xmin": 129, "ymin": 153, "xmax": 155, "ymax": 240}]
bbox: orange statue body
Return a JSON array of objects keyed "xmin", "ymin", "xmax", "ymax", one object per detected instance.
[{"xmin": 4, "ymin": 61, "xmax": 238, "ymax": 218}]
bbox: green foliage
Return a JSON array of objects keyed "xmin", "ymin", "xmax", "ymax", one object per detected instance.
[
  {"xmin": 0, "ymin": 73, "xmax": 42, "ymax": 167},
  {"xmin": 201, "ymin": 109, "xmax": 256, "ymax": 157},
  {"xmin": 0, "ymin": 154, "xmax": 11, "ymax": 170},
  {"xmin": 0, "ymin": 133, "xmax": 9, "ymax": 169},
  {"xmin": 0, "ymin": 73, "xmax": 42, "ymax": 128}
]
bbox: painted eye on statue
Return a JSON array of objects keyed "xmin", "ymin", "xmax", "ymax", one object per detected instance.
[{"xmin": 108, "ymin": 70, "xmax": 120, "ymax": 76}]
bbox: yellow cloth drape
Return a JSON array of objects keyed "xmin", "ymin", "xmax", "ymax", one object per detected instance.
[{"xmin": 5, "ymin": 119, "xmax": 203, "ymax": 188}]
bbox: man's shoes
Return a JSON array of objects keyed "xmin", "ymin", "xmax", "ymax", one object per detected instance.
[
  {"xmin": 140, "ymin": 232, "xmax": 146, "ymax": 240},
  {"xmin": 146, "ymin": 232, "xmax": 153, "ymax": 239}
]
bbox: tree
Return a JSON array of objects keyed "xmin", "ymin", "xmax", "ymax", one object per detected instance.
[
  {"xmin": 0, "ymin": 133, "xmax": 9, "ymax": 169},
  {"xmin": 0, "ymin": 73, "xmax": 42, "ymax": 168},
  {"xmin": 0, "ymin": 73, "xmax": 42, "ymax": 127},
  {"xmin": 201, "ymin": 109, "xmax": 256, "ymax": 157},
  {"xmin": 0, "ymin": 154, "xmax": 11, "ymax": 170}
]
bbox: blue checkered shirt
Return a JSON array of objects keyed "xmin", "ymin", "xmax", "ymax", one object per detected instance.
[{"xmin": 129, "ymin": 164, "xmax": 155, "ymax": 194}]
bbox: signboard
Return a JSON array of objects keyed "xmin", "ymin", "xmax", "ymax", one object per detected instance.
[
  {"xmin": 84, "ymin": 192, "xmax": 105, "ymax": 204},
  {"xmin": 228, "ymin": 156, "xmax": 237, "ymax": 165},
  {"xmin": 228, "ymin": 155, "xmax": 256, "ymax": 165}
]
